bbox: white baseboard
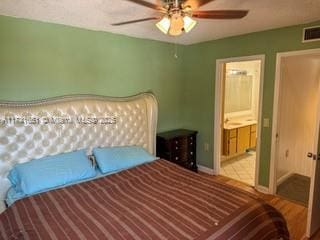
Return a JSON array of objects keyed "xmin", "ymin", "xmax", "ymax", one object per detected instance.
[
  {"xmin": 255, "ymin": 185, "xmax": 270, "ymax": 194},
  {"xmin": 198, "ymin": 165, "xmax": 216, "ymax": 175},
  {"xmin": 197, "ymin": 166, "xmax": 270, "ymax": 195},
  {"xmin": 276, "ymin": 172, "xmax": 293, "ymax": 186}
]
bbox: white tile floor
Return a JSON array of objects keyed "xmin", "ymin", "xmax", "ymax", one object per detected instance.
[{"xmin": 220, "ymin": 151, "xmax": 256, "ymax": 185}]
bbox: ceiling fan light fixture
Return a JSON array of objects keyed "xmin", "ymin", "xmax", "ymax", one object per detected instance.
[
  {"xmin": 113, "ymin": 0, "xmax": 249, "ymax": 38},
  {"xmin": 168, "ymin": 13, "xmax": 184, "ymax": 36},
  {"xmin": 156, "ymin": 16, "xmax": 170, "ymax": 34},
  {"xmin": 183, "ymin": 16, "xmax": 197, "ymax": 33},
  {"xmin": 168, "ymin": 27, "xmax": 183, "ymax": 36}
]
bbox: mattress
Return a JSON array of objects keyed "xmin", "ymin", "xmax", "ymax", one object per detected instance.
[{"xmin": 0, "ymin": 160, "xmax": 289, "ymax": 240}]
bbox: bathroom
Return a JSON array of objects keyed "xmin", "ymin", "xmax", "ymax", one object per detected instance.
[{"xmin": 219, "ymin": 59, "xmax": 262, "ymax": 186}]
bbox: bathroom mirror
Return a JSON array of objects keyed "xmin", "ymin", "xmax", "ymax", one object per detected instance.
[{"xmin": 224, "ymin": 73, "xmax": 253, "ymax": 114}]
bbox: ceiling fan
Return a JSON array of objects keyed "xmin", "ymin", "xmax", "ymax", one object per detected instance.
[{"xmin": 111, "ymin": 0, "xmax": 248, "ymax": 36}]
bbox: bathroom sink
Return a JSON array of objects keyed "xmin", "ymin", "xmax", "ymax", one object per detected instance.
[{"xmin": 227, "ymin": 122, "xmax": 242, "ymax": 126}]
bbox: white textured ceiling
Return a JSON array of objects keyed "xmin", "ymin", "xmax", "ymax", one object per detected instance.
[{"xmin": 0, "ymin": 0, "xmax": 320, "ymax": 45}]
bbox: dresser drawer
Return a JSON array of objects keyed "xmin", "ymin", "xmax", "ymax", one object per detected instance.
[
  {"xmin": 171, "ymin": 137, "xmax": 188, "ymax": 149},
  {"xmin": 188, "ymin": 135, "xmax": 195, "ymax": 144},
  {"xmin": 171, "ymin": 153, "xmax": 188, "ymax": 163},
  {"xmin": 189, "ymin": 149, "xmax": 195, "ymax": 158}
]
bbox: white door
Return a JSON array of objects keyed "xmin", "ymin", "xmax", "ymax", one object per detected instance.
[
  {"xmin": 307, "ymin": 127, "xmax": 320, "ymax": 237},
  {"xmin": 307, "ymin": 84, "xmax": 320, "ymax": 238}
]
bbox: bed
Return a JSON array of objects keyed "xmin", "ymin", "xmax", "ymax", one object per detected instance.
[{"xmin": 0, "ymin": 93, "xmax": 289, "ymax": 240}]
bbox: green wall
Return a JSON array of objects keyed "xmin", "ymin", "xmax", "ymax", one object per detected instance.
[
  {"xmin": 0, "ymin": 15, "xmax": 184, "ymax": 132},
  {"xmin": 1, "ymin": 14, "xmax": 320, "ymax": 187},
  {"xmin": 182, "ymin": 21, "xmax": 320, "ymax": 187}
]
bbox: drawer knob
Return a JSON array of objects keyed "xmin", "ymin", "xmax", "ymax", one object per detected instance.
[
  {"xmin": 190, "ymin": 151, "xmax": 193, "ymax": 155},
  {"xmin": 175, "ymin": 141, "xmax": 178, "ymax": 144},
  {"xmin": 176, "ymin": 147, "xmax": 178, "ymax": 150},
  {"xmin": 190, "ymin": 142, "xmax": 193, "ymax": 145},
  {"xmin": 175, "ymin": 157, "xmax": 179, "ymax": 160}
]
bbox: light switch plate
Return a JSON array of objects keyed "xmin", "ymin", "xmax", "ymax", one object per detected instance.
[{"xmin": 263, "ymin": 118, "xmax": 270, "ymax": 127}]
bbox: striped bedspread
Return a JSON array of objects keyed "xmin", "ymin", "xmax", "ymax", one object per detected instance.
[{"xmin": 0, "ymin": 159, "xmax": 289, "ymax": 240}]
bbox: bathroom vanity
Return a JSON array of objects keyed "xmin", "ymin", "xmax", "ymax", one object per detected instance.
[{"xmin": 223, "ymin": 120, "xmax": 257, "ymax": 156}]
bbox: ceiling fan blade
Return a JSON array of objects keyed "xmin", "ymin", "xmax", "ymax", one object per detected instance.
[
  {"xmin": 111, "ymin": 17, "xmax": 160, "ymax": 26},
  {"xmin": 124, "ymin": 0, "xmax": 164, "ymax": 10},
  {"xmin": 192, "ymin": 10, "xmax": 248, "ymax": 19},
  {"xmin": 183, "ymin": 0, "xmax": 215, "ymax": 10}
]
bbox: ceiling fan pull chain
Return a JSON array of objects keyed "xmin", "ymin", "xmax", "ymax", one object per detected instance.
[{"xmin": 174, "ymin": 39, "xmax": 178, "ymax": 59}]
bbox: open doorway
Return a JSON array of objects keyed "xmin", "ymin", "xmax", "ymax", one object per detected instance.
[
  {"xmin": 274, "ymin": 53, "xmax": 320, "ymax": 206},
  {"xmin": 270, "ymin": 49, "xmax": 320, "ymax": 237},
  {"xmin": 214, "ymin": 55, "xmax": 264, "ymax": 187}
]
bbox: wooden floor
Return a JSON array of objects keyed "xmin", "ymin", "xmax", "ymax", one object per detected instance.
[{"xmin": 208, "ymin": 174, "xmax": 320, "ymax": 240}]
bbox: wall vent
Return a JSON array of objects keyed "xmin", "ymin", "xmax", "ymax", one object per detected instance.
[{"xmin": 303, "ymin": 26, "xmax": 320, "ymax": 43}]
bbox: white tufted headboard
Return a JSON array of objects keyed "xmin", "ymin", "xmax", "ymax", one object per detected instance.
[{"xmin": 0, "ymin": 92, "xmax": 158, "ymax": 213}]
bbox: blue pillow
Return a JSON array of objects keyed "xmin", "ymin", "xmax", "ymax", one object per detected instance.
[
  {"xmin": 93, "ymin": 146, "xmax": 156, "ymax": 174},
  {"xmin": 7, "ymin": 150, "xmax": 96, "ymax": 195}
]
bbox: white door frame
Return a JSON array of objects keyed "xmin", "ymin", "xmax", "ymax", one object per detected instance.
[
  {"xmin": 269, "ymin": 48, "xmax": 320, "ymax": 195},
  {"xmin": 213, "ymin": 54, "xmax": 265, "ymax": 189}
]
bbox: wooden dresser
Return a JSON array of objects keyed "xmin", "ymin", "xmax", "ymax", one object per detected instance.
[{"xmin": 156, "ymin": 129, "xmax": 198, "ymax": 172}]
